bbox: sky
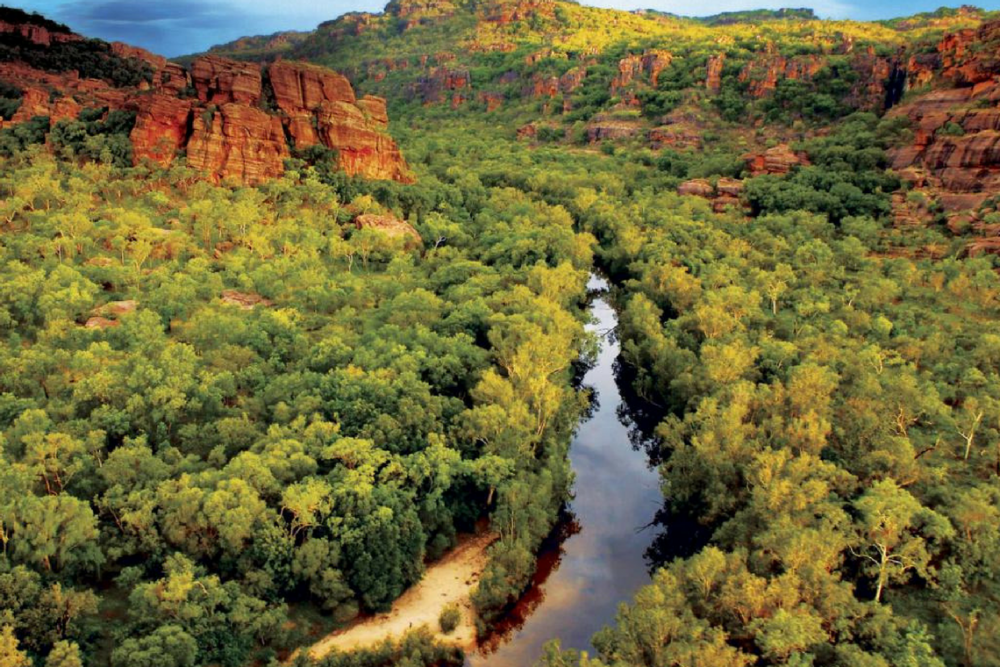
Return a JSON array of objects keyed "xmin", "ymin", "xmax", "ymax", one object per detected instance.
[{"xmin": 8, "ymin": 0, "xmax": 1000, "ymax": 57}]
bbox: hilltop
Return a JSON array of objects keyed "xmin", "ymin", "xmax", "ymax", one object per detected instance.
[{"xmin": 192, "ymin": 0, "xmax": 1000, "ymax": 243}]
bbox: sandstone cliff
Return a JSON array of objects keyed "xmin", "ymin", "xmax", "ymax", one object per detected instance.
[
  {"xmin": 0, "ymin": 20, "xmax": 412, "ymax": 186},
  {"xmin": 887, "ymin": 20, "xmax": 1000, "ymax": 212}
]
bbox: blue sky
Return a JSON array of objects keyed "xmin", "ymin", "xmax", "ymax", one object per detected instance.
[{"xmin": 10, "ymin": 0, "xmax": 1000, "ymax": 56}]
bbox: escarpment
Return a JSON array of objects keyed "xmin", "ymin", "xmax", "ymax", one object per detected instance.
[
  {"xmin": 0, "ymin": 19, "xmax": 412, "ymax": 185},
  {"xmin": 887, "ymin": 19, "xmax": 1000, "ymax": 212}
]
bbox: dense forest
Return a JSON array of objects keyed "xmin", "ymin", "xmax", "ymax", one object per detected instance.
[{"xmin": 2, "ymin": 1, "xmax": 1000, "ymax": 666}]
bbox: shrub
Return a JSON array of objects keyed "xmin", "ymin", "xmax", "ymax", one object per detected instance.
[{"xmin": 438, "ymin": 604, "xmax": 462, "ymax": 634}]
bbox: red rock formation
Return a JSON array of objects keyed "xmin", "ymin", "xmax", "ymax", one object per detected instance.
[
  {"xmin": 611, "ymin": 55, "xmax": 642, "ymax": 96},
  {"xmin": 186, "ymin": 103, "xmax": 289, "ymax": 185},
  {"xmin": 706, "ymin": 54, "xmax": 725, "ymax": 93},
  {"xmin": 611, "ymin": 50, "xmax": 672, "ymax": 95},
  {"xmin": 221, "ymin": 290, "xmax": 273, "ymax": 309},
  {"xmin": 847, "ymin": 49, "xmax": 896, "ymax": 109},
  {"xmin": 0, "ymin": 20, "xmax": 81, "ymax": 46},
  {"xmin": 390, "ymin": 0, "xmax": 448, "ymax": 16},
  {"xmin": 677, "ymin": 178, "xmax": 746, "ymax": 213},
  {"xmin": 110, "ymin": 42, "xmax": 167, "ymax": 70},
  {"xmin": 357, "ymin": 95, "xmax": 389, "ymax": 127},
  {"xmin": 129, "ymin": 94, "xmax": 193, "ymax": 167},
  {"xmin": 416, "ymin": 68, "xmax": 470, "ymax": 104},
  {"xmin": 746, "ymin": 145, "xmax": 805, "ymax": 176},
  {"xmin": 269, "ymin": 60, "xmax": 356, "ymax": 111},
  {"xmin": 560, "ymin": 68, "xmax": 586, "ymax": 94},
  {"xmin": 716, "ymin": 178, "xmax": 744, "ymax": 198},
  {"xmin": 587, "ymin": 118, "xmax": 641, "ymax": 142},
  {"xmin": 7, "ymin": 86, "xmax": 70, "ymax": 123},
  {"xmin": 265, "ymin": 61, "xmax": 409, "ymax": 181},
  {"xmin": 1, "ymin": 22, "xmax": 411, "ymax": 186},
  {"xmin": 938, "ymin": 20, "xmax": 1000, "ymax": 86},
  {"xmin": 739, "ymin": 54, "xmax": 825, "ymax": 98},
  {"xmin": 156, "ymin": 63, "xmax": 192, "ymax": 96},
  {"xmin": 517, "ymin": 123, "xmax": 538, "ymax": 140},
  {"xmin": 642, "ymin": 51, "xmax": 672, "ymax": 88},
  {"xmin": 648, "ymin": 125, "xmax": 701, "ymax": 151},
  {"xmin": 84, "ymin": 317, "xmax": 118, "ymax": 329},
  {"xmin": 190, "ymin": 56, "xmax": 262, "ymax": 105},
  {"xmin": 526, "ymin": 74, "xmax": 559, "ymax": 98},
  {"xmin": 887, "ymin": 20, "xmax": 1000, "ymax": 208},
  {"xmin": 317, "ymin": 101, "xmax": 412, "ymax": 182},
  {"xmin": 907, "ymin": 54, "xmax": 939, "ymax": 90},
  {"xmin": 479, "ymin": 92, "xmax": 503, "ymax": 111},
  {"xmin": 678, "ymin": 179, "xmax": 714, "ymax": 197}
]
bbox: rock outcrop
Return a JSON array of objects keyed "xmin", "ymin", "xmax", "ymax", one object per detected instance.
[
  {"xmin": 191, "ymin": 56, "xmax": 262, "ymax": 105},
  {"xmin": 649, "ymin": 125, "xmax": 702, "ymax": 151},
  {"xmin": 677, "ymin": 178, "xmax": 746, "ymax": 213},
  {"xmin": 745, "ymin": 144, "xmax": 806, "ymax": 176},
  {"xmin": 481, "ymin": 0, "xmax": 555, "ymax": 24},
  {"xmin": 706, "ymin": 54, "xmax": 725, "ymax": 93},
  {"xmin": 270, "ymin": 60, "xmax": 356, "ymax": 110},
  {"xmin": 129, "ymin": 94, "xmax": 193, "ymax": 166},
  {"xmin": 221, "ymin": 290, "xmax": 274, "ymax": 309},
  {"xmin": 0, "ymin": 22, "xmax": 412, "ymax": 186},
  {"xmin": 186, "ymin": 103, "xmax": 289, "ymax": 185},
  {"xmin": 268, "ymin": 60, "xmax": 410, "ymax": 182},
  {"xmin": 611, "ymin": 50, "xmax": 672, "ymax": 95},
  {"xmin": 587, "ymin": 117, "xmax": 642, "ymax": 142},
  {"xmin": 0, "ymin": 19, "xmax": 81, "ymax": 47},
  {"xmin": 887, "ymin": 20, "xmax": 1000, "ymax": 211}
]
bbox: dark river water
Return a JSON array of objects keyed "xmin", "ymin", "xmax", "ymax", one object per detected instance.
[{"xmin": 466, "ymin": 275, "xmax": 664, "ymax": 667}]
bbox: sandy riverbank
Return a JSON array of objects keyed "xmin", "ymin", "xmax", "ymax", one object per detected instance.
[{"xmin": 303, "ymin": 531, "xmax": 498, "ymax": 660}]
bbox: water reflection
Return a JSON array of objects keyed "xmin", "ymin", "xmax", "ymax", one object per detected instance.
[
  {"xmin": 466, "ymin": 276, "xmax": 662, "ymax": 666},
  {"xmin": 476, "ymin": 515, "xmax": 582, "ymax": 655}
]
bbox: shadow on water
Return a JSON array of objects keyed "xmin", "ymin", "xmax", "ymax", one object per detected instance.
[
  {"xmin": 476, "ymin": 514, "xmax": 583, "ymax": 656},
  {"xmin": 611, "ymin": 355, "xmax": 715, "ymax": 572}
]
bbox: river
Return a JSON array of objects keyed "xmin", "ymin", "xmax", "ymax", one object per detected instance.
[{"xmin": 466, "ymin": 274, "xmax": 664, "ymax": 667}]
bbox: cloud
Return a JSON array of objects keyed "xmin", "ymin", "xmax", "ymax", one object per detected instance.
[{"xmin": 51, "ymin": 0, "xmax": 236, "ymax": 54}]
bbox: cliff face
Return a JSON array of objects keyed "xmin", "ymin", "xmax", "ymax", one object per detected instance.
[
  {"xmin": 887, "ymin": 20, "xmax": 1000, "ymax": 211},
  {"xmin": 0, "ymin": 21, "xmax": 411, "ymax": 186},
  {"xmin": 186, "ymin": 103, "xmax": 290, "ymax": 184},
  {"xmin": 267, "ymin": 61, "xmax": 410, "ymax": 182}
]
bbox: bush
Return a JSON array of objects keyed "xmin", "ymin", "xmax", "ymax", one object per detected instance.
[
  {"xmin": 438, "ymin": 604, "xmax": 462, "ymax": 634},
  {"xmin": 0, "ymin": 80, "xmax": 21, "ymax": 120}
]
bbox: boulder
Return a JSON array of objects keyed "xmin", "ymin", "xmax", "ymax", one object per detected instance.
[
  {"xmin": 746, "ymin": 144, "xmax": 804, "ymax": 176},
  {"xmin": 716, "ymin": 178, "xmax": 744, "ymax": 197}
]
